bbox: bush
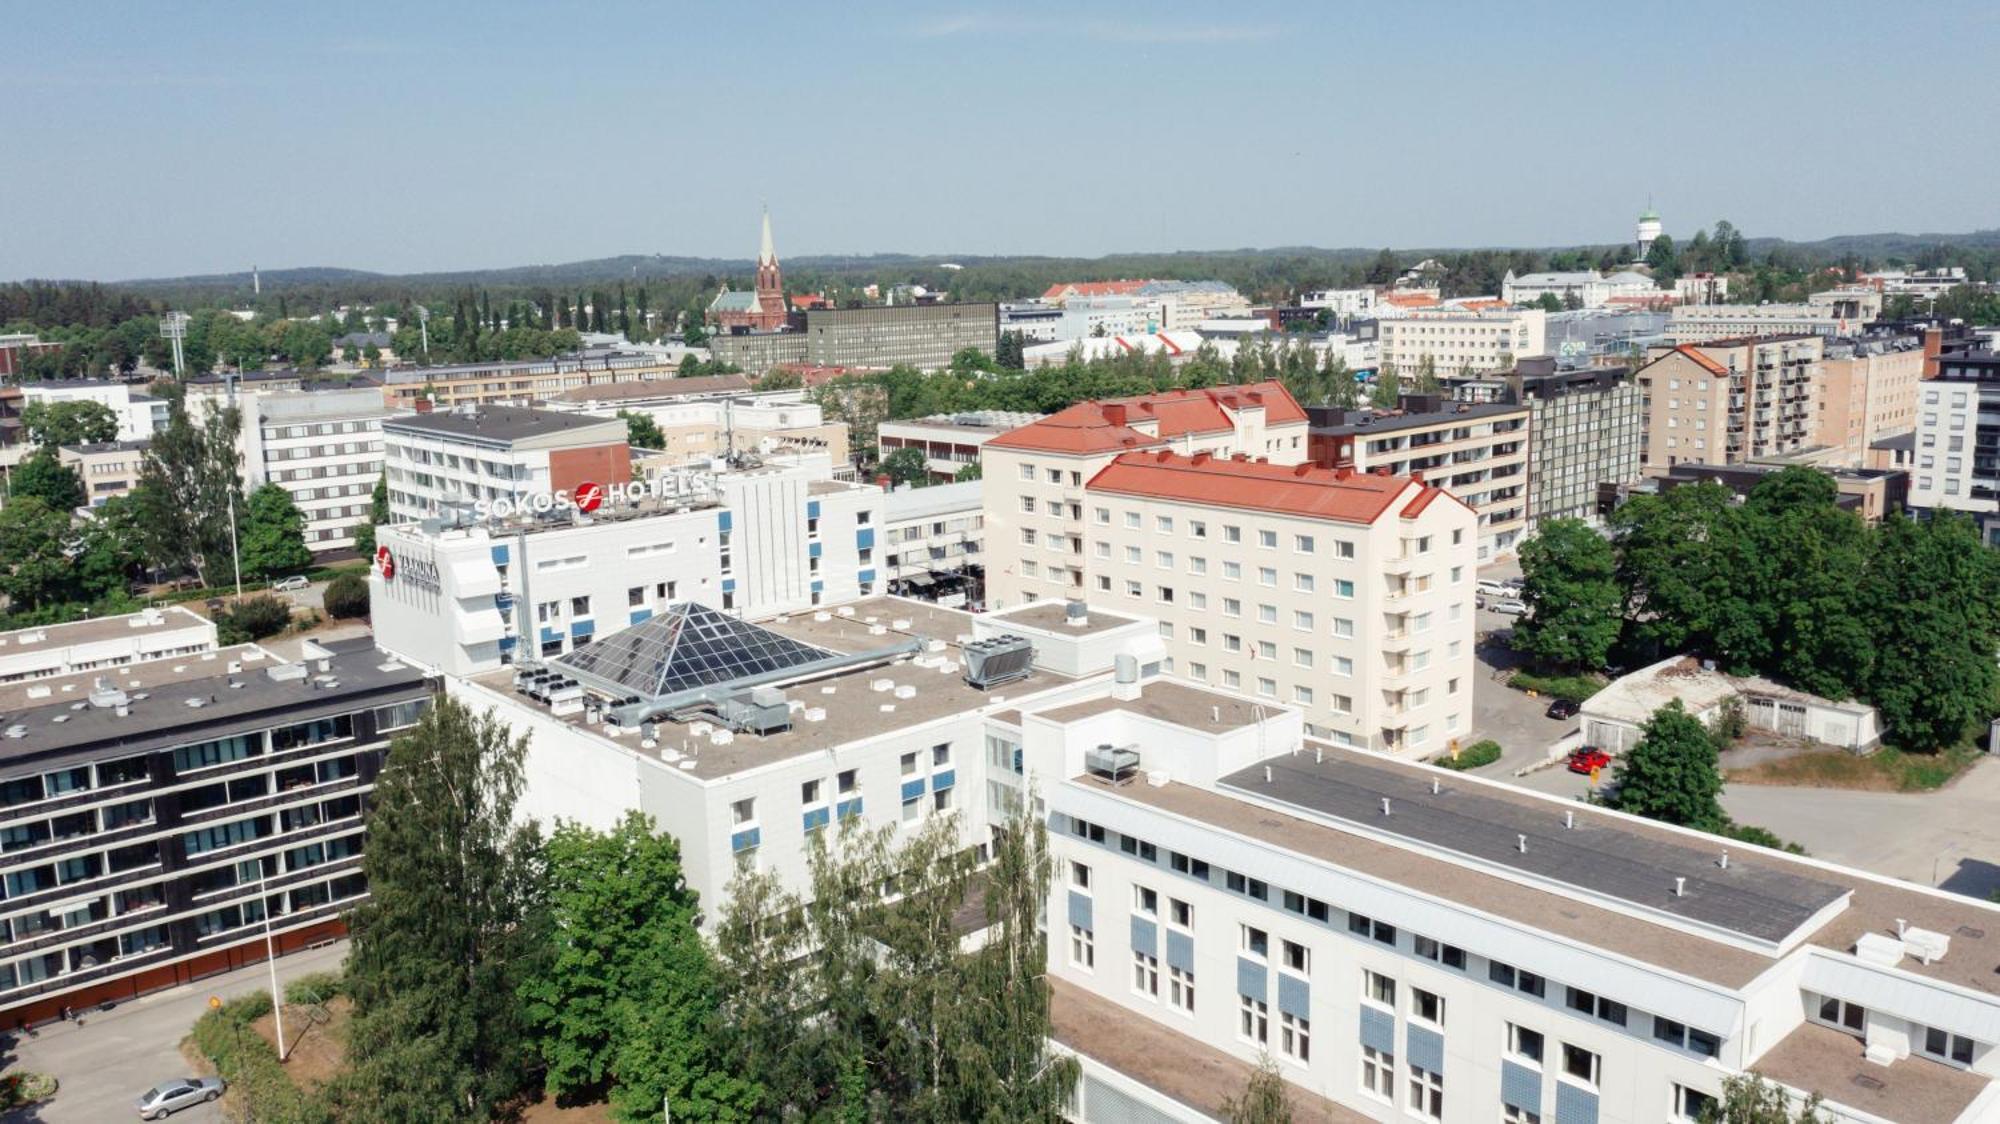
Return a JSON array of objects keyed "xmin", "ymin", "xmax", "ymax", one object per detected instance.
[
  {"xmin": 217, "ymin": 595, "xmax": 294, "ymax": 644},
  {"xmin": 1434, "ymin": 739, "xmax": 1502, "ymax": 771},
  {"xmin": 284, "ymin": 970, "xmax": 345, "ymax": 1006},
  {"xmin": 1508, "ymin": 670, "xmax": 1604, "ymax": 705},
  {"xmin": 0, "ymin": 1072, "xmax": 57, "ymax": 1109},
  {"xmin": 1719, "ymin": 820, "xmax": 1807, "ymax": 855},
  {"xmin": 322, "ymin": 573, "xmax": 370, "ymax": 620},
  {"xmin": 190, "ymin": 1001, "xmax": 333, "ymax": 1124}
]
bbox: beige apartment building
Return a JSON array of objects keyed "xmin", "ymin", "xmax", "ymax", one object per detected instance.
[
  {"xmin": 1813, "ymin": 336, "xmax": 1926, "ymax": 466},
  {"xmin": 57, "ymin": 440, "xmax": 148, "ymax": 508},
  {"xmin": 1635, "ymin": 335, "xmax": 1824, "ymax": 471},
  {"xmin": 1378, "ymin": 307, "xmax": 1546, "ymax": 375},
  {"xmin": 1083, "ymin": 450, "xmax": 1478, "ymax": 756},
  {"xmin": 980, "ymin": 382, "xmax": 1309, "ymax": 609},
  {"xmin": 1305, "ymin": 395, "xmax": 1531, "ymax": 561}
]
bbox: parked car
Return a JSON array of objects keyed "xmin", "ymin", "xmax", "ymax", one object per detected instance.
[
  {"xmin": 1545, "ymin": 698, "xmax": 1579, "ymax": 720},
  {"xmin": 271, "ymin": 575, "xmax": 310, "ymax": 592},
  {"xmin": 1566, "ymin": 746, "xmax": 1612, "ymax": 775},
  {"xmin": 136, "ymin": 1077, "xmax": 224, "ymax": 1119},
  {"xmin": 1476, "ymin": 579, "xmax": 1511, "ymax": 595},
  {"xmin": 1489, "ymin": 598, "xmax": 1529, "ymax": 616}
]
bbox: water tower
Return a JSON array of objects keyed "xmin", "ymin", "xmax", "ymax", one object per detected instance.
[{"xmin": 1635, "ymin": 206, "xmax": 1663, "ymax": 262}]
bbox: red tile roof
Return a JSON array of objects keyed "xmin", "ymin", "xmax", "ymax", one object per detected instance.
[
  {"xmin": 984, "ymin": 381, "xmax": 1307, "ymax": 455},
  {"xmin": 1042, "ymin": 279, "xmax": 1153, "ymax": 301},
  {"xmin": 1384, "ymin": 293, "xmax": 1441, "ymax": 309},
  {"xmin": 1087, "ymin": 450, "xmax": 1451, "ymax": 526},
  {"xmin": 1674, "ymin": 344, "xmax": 1730, "ymax": 376}
]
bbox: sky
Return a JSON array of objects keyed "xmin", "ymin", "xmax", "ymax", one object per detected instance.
[{"xmin": 5, "ymin": 1, "xmax": 1997, "ymax": 281}]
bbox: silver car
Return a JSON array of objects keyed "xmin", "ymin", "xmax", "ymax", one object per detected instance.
[{"xmin": 135, "ymin": 1077, "xmax": 223, "ymax": 1119}]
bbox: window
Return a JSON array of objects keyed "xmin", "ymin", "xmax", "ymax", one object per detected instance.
[
  {"xmin": 1412, "ymin": 936, "xmax": 1465, "ymax": 969},
  {"xmin": 731, "ymin": 798, "xmax": 756, "ymax": 825},
  {"xmin": 1132, "ymin": 950, "xmax": 1160, "ymax": 997},
  {"xmin": 1565, "ymin": 987, "xmax": 1626, "ymax": 1026},
  {"xmin": 1277, "ymin": 939, "xmax": 1311, "ymax": 974},
  {"xmin": 801, "ymin": 779, "xmax": 823, "ymax": 805},
  {"xmin": 1169, "ymin": 897, "xmax": 1192, "ymax": 927},
  {"xmin": 1921, "ymin": 1026, "xmax": 1976, "ymax": 1067},
  {"xmin": 1280, "ymin": 1011, "xmax": 1311, "ymax": 1062},
  {"xmin": 1222, "ymin": 561, "xmax": 1241, "ymax": 581},
  {"xmin": 1348, "ymin": 912, "xmax": 1394, "ymax": 945},
  {"xmin": 1674, "ymin": 1085, "xmax": 1717, "ymax": 1122},
  {"xmin": 1332, "ymin": 616, "xmax": 1354, "ymax": 638},
  {"xmin": 1360, "ymin": 1045, "xmax": 1394, "ymax": 1100},
  {"xmin": 1407, "ymin": 1064, "xmax": 1443, "ymax": 1120},
  {"xmin": 1363, "ymin": 969, "xmax": 1395, "ymax": 1007},
  {"xmin": 1814, "ymin": 995, "xmax": 1867, "ymax": 1035},
  {"xmin": 1240, "ymin": 924, "xmax": 1268, "ymax": 959},
  {"xmin": 1069, "ymin": 925, "xmax": 1094, "ymax": 969},
  {"xmin": 1561, "ymin": 1043, "xmax": 1600, "ymax": 1086},
  {"xmin": 1257, "ymin": 567, "xmax": 1277, "ymax": 587},
  {"xmin": 838, "ymin": 769, "xmax": 858, "ymax": 794},
  {"xmin": 1294, "ymin": 534, "xmax": 1314, "ymax": 553},
  {"xmin": 1239, "ymin": 995, "xmax": 1269, "ymax": 1044},
  {"xmin": 1124, "ymin": 511, "xmax": 1141, "ymax": 529},
  {"xmin": 1505, "ymin": 1106, "xmax": 1541, "ymax": 1124},
  {"xmin": 1508, "ymin": 1023, "xmax": 1544, "ymax": 1065},
  {"xmin": 1169, "ymin": 964, "xmax": 1195, "ymax": 1012},
  {"xmin": 1133, "ymin": 885, "xmax": 1158, "ymax": 916},
  {"xmin": 1411, "ymin": 987, "xmax": 1444, "ymax": 1027},
  {"xmin": 570, "ymin": 595, "xmax": 591, "ymax": 616}
]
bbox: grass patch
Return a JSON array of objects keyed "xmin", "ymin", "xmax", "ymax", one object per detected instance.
[
  {"xmin": 1507, "ymin": 670, "xmax": 1605, "ymax": 705},
  {"xmin": 1726, "ymin": 744, "xmax": 1982, "ymax": 792},
  {"xmin": 1433, "ymin": 739, "xmax": 1502, "ymax": 771},
  {"xmin": 187, "ymin": 994, "xmax": 333, "ymax": 1124}
]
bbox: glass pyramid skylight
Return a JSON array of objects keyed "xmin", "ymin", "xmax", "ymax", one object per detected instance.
[{"xmin": 555, "ymin": 602, "xmax": 839, "ymax": 700}]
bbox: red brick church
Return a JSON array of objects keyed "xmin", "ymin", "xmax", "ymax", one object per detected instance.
[{"xmin": 706, "ymin": 210, "xmax": 789, "ymax": 332}]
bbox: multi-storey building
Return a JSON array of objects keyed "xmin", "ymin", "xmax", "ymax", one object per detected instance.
[
  {"xmin": 56, "ymin": 440, "xmax": 148, "ymax": 509},
  {"xmin": 1299, "ymin": 287, "xmax": 1380, "ymax": 322},
  {"xmin": 880, "ymin": 481, "xmax": 984, "ymax": 607},
  {"xmin": 379, "ymin": 405, "xmax": 628, "ymax": 523},
  {"xmin": 0, "ymin": 630, "xmax": 429, "ymax": 1023},
  {"xmin": 0, "ymin": 607, "xmax": 215, "ymax": 687},
  {"xmin": 803, "ymin": 303, "xmax": 1001, "ymax": 370},
  {"xmin": 1907, "ymin": 350, "xmax": 2000, "ymax": 545},
  {"xmin": 980, "ymin": 382, "xmax": 1311, "ymax": 609},
  {"xmin": 997, "ymin": 302, "xmax": 1064, "ymax": 344},
  {"xmin": 878, "ymin": 411, "xmax": 1045, "ymax": 482},
  {"xmin": 239, "ymin": 388, "xmax": 397, "ymax": 552},
  {"xmin": 0, "ymin": 334, "xmax": 62, "ymax": 379},
  {"xmin": 1306, "ymin": 395, "xmax": 1531, "ymax": 561},
  {"xmin": 374, "ymin": 348, "xmax": 688, "ymax": 411},
  {"xmin": 1379, "ymin": 309, "xmax": 1547, "ymax": 376},
  {"xmin": 1501, "ymin": 269, "xmax": 1661, "ymax": 310},
  {"xmin": 555, "ymin": 386, "xmax": 848, "ymax": 467},
  {"xmin": 1668, "ymin": 289, "xmax": 1884, "ymax": 344},
  {"xmin": 1451, "ymin": 361, "xmax": 1649, "ymax": 528},
  {"xmin": 19, "ymin": 380, "xmax": 167, "ymax": 443},
  {"xmin": 1814, "ymin": 335, "xmax": 1927, "ymax": 466},
  {"xmin": 1635, "ymin": 336, "xmax": 1824, "ymax": 471}
]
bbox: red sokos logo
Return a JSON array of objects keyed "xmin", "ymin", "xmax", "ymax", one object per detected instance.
[
  {"xmin": 375, "ymin": 546, "xmax": 396, "ymax": 580},
  {"xmin": 574, "ymin": 481, "xmax": 605, "ymax": 513}
]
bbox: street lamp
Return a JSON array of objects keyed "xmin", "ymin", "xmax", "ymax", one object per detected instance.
[{"xmin": 260, "ymin": 872, "xmax": 288, "ymax": 1061}]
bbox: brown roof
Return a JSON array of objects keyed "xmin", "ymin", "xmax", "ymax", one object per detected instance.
[
  {"xmin": 985, "ymin": 381, "xmax": 1307, "ymax": 455},
  {"xmin": 1753, "ymin": 1021, "xmax": 1989, "ymax": 1124},
  {"xmin": 549, "ymin": 374, "xmax": 751, "ymax": 403}
]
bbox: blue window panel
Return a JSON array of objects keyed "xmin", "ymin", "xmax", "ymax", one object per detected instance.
[
  {"xmin": 809, "ymin": 541, "xmax": 823, "ymax": 559},
  {"xmin": 630, "ymin": 608, "xmax": 653, "ymax": 626},
  {"xmin": 1554, "ymin": 1081, "xmax": 1598, "ymax": 1124},
  {"xmin": 730, "ymin": 827, "xmax": 761, "ymax": 853},
  {"xmin": 490, "ymin": 544, "xmax": 510, "ymax": 566},
  {"xmin": 718, "ymin": 510, "xmax": 732, "ymax": 532},
  {"xmin": 900, "ymin": 778, "xmax": 926, "ymax": 802},
  {"xmin": 1130, "ymin": 916, "xmax": 1157, "ymax": 956},
  {"xmin": 498, "ymin": 635, "xmax": 517, "ymax": 650},
  {"xmin": 1407, "ymin": 1024, "xmax": 1445, "ymax": 1075},
  {"xmin": 1359, "ymin": 1006, "xmax": 1395, "ymax": 1055},
  {"xmin": 859, "ymin": 569, "xmax": 876, "ymax": 584},
  {"xmin": 807, "ymin": 500, "xmax": 821, "ymax": 520},
  {"xmin": 540, "ymin": 627, "xmax": 560, "ymax": 643},
  {"xmin": 856, "ymin": 527, "xmax": 875, "ymax": 550},
  {"xmin": 836, "ymin": 798, "xmax": 863, "ymax": 820},
  {"xmin": 811, "ymin": 580, "xmax": 825, "ymax": 593},
  {"xmin": 494, "ymin": 591, "xmax": 513, "ymax": 608},
  {"xmin": 571, "ymin": 619, "xmax": 595, "ymax": 638},
  {"xmin": 802, "ymin": 807, "xmax": 830, "ymax": 833},
  {"xmin": 1236, "ymin": 957, "xmax": 1267, "ymax": 1000},
  {"xmin": 930, "ymin": 769, "xmax": 955, "ymax": 792},
  {"xmin": 1501, "ymin": 1061, "xmax": 1541, "ymax": 1113},
  {"xmin": 1011, "ymin": 747, "xmax": 1023, "ymax": 775},
  {"xmin": 1277, "ymin": 973, "xmax": 1310, "ymax": 1019},
  {"xmin": 1165, "ymin": 929, "xmax": 1194, "ymax": 972},
  {"xmin": 722, "ymin": 578, "xmax": 737, "ymax": 593},
  {"xmin": 1067, "ymin": 891, "xmax": 1092, "ymax": 931}
]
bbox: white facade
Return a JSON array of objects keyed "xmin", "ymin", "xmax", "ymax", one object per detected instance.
[
  {"xmin": 0, "ymin": 606, "xmax": 215, "ymax": 686},
  {"xmin": 1908, "ymin": 363, "xmax": 1999, "ymax": 524},
  {"xmin": 20, "ymin": 382, "xmax": 166, "ymax": 443},
  {"xmin": 379, "ymin": 407, "xmax": 627, "ymax": 523},
  {"xmin": 1300, "ymin": 288, "xmax": 1380, "ymax": 320},
  {"xmin": 878, "ymin": 412, "xmax": 1043, "ymax": 481},
  {"xmin": 1502, "ymin": 270, "xmax": 1660, "ymax": 310},
  {"xmin": 240, "ymin": 389, "xmax": 396, "ymax": 552},
  {"xmin": 880, "ymin": 481, "xmax": 984, "ymax": 606},
  {"xmin": 1380, "ymin": 309, "xmax": 1547, "ymax": 375}
]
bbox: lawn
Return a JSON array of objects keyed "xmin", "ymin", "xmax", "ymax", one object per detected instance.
[{"xmin": 1726, "ymin": 744, "xmax": 1983, "ymax": 792}]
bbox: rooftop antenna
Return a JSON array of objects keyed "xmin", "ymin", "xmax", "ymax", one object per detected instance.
[{"xmin": 252, "ymin": 264, "xmax": 261, "ymax": 297}]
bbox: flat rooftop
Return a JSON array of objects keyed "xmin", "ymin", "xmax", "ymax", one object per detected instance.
[
  {"xmin": 0, "ymin": 606, "xmax": 210, "ymax": 656},
  {"xmin": 993, "ymin": 602, "xmax": 1140, "ymax": 637},
  {"xmin": 382, "ymin": 405, "xmax": 623, "ymax": 443},
  {"xmin": 1753, "ymin": 1021, "xmax": 1988, "ymax": 1124},
  {"xmin": 0, "ymin": 642, "xmax": 270, "ymax": 715},
  {"xmin": 1308, "ymin": 400, "xmax": 1528, "ymax": 435},
  {"xmin": 1035, "ymin": 680, "xmax": 1269, "ymax": 736}
]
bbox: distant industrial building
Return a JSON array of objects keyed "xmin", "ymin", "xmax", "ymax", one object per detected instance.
[{"xmin": 709, "ymin": 303, "xmax": 1000, "ymax": 375}]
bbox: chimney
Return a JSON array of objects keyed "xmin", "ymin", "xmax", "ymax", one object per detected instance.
[
  {"xmin": 1334, "ymin": 467, "xmax": 1354, "ymax": 481},
  {"xmin": 1191, "ymin": 451, "xmax": 1211, "ymax": 465},
  {"xmin": 1103, "ymin": 404, "xmax": 1127, "ymax": 427},
  {"xmin": 1380, "ymin": 797, "xmax": 1392, "ymax": 816},
  {"xmin": 1674, "ymin": 877, "xmax": 1686, "ymax": 897},
  {"xmin": 1410, "ymin": 470, "xmax": 1425, "ymax": 484},
  {"xmin": 1293, "ymin": 463, "xmax": 1312, "ymax": 477}
]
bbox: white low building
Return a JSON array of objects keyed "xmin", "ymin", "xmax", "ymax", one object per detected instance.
[
  {"xmin": 20, "ymin": 380, "xmax": 167, "ymax": 443},
  {"xmin": 0, "ymin": 606, "xmax": 215, "ymax": 686},
  {"xmin": 1579, "ymin": 655, "xmax": 1882, "ymax": 753},
  {"xmin": 1502, "ymin": 269, "xmax": 1661, "ymax": 310},
  {"xmin": 880, "ymin": 481, "xmax": 984, "ymax": 607}
]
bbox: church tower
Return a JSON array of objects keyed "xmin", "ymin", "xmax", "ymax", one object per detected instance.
[{"xmin": 753, "ymin": 208, "xmax": 785, "ymax": 328}]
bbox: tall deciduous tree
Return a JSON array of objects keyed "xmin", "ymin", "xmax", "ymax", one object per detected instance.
[
  {"xmin": 1740, "ymin": 469, "xmax": 1873, "ymax": 698},
  {"xmin": 1514, "ymin": 519, "xmax": 1622, "ymax": 673},
  {"xmin": 1610, "ymin": 481, "xmax": 1738, "ymax": 658},
  {"xmin": 239, "ymin": 483, "xmax": 311, "ymax": 579},
  {"xmin": 881, "ymin": 447, "xmax": 931, "ymax": 487},
  {"xmin": 10, "ymin": 451, "xmax": 85, "ymax": 512},
  {"xmin": 1861, "ymin": 512, "xmax": 2000, "ymax": 752},
  {"xmin": 20, "ymin": 399, "xmax": 118, "ymax": 448},
  {"xmin": 0, "ymin": 498, "xmax": 81, "ymax": 612},
  {"xmin": 133, "ymin": 391, "xmax": 243, "ymax": 586},
  {"xmin": 1698, "ymin": 1072, "xmax": 1830, "ymax": 1123},
  {"xmin": 1223, "ymin": 1054, "xmax": 1294, "ymax": 1124},
  {"xmin": 1368, "ymin": 364, "xmax": 1401, "ymax": 410},
  {"xmin": 340, "ymin": 698, "xmax": 548, "ymax": 1122},
  {"xmin": 617, "ymin": 410, "xmax": 666, "ymax": 451},
  {"xmin": 1613, "ymin": 700, "xmax": 1725, "ymax": 831}
]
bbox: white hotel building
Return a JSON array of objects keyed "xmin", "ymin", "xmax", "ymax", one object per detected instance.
[
  {"xmin": 379, "ymin": 405, "xmax": 631, "ymax": 524},
  {"xmin": 1379, "ymin": 309, "xmax": 1548, "ymax": 375}
]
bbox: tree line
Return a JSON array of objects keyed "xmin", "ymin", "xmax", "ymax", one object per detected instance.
[{"xmin": 1515, "ymin": 469, "xmax": 2000, "ymax": 753}]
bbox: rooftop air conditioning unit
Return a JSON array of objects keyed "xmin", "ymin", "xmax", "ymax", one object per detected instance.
[
  {"xmin": 1085, "ymin": 744, "xmax": 1142, "ymax": 785},
  {"xmin": 962, "ymin": 635, "xmax": 1034, "ymax": 690}
]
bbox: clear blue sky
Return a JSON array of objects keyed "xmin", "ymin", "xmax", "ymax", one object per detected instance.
[{"xmin": 5, "ymin": 1, "xmax": 1996, "ymax": 281}]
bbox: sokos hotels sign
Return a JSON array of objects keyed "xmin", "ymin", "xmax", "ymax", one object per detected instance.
[{"xmin": 473, "ymin": 471, "xmax": 717, "ymax": 519}]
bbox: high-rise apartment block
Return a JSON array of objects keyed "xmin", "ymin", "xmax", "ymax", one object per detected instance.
[{"xmin": 1636, "ymin": 336, "xmax": 1824, "ymax": 471}]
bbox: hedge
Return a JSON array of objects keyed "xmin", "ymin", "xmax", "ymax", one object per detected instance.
[
  {"xmin": 1507, "ymin": 670, "xmax": 1605, "ymax": 705},
  {"xmin": 1434, "ymin": 739, "xmax": 1502, "ymax": 771},
  {"xmin": 188, "ymin": 994, "xmax": 333, "ymax": 1124}
]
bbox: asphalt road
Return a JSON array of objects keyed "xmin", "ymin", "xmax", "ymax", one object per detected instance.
[{"xmin": 3, "ymin": 942, "xmax": 349, "ymax": 1124}]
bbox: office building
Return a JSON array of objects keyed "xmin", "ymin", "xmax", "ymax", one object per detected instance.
[
  {"xmin": 1635, "ymin": 336, "xmax": 1825, "ymax": 471},
  {"xmin": 1501, "ymin": 270, "xmax": 1661, "ymax": 310},
  {"xmin": 374, "ymin": 349, "xmax": 689, "ymax": 411},
  {"xmin": 1299, "ymin": 288, "xmax": 1380, "ymax": 322},
  {"xmin": 1907, "ymin": 350, "xmax": 2000, "ymax": 545},
  {"xmin": 1814, "ymin": 335, "xmax": 1927, "ymax": 467},
  {"xmin": 1668, "ymin": 290, "xmax": 1885, "ymax": 344},
  {"xmin": 803, "ymin": 303, "xmax": 1001, "ymax": 371},
  {"xmin": 379, "ymin": 405, "xmax": 629, "ymax": 523},
  {"xmin": 19, "ymin": 381, "xmax": 167, "ymax": 443},
  {"xmin": 998, "ymin": 302, "xmax": 1065, "ymax": 344},
  {"xmin": 57, "ymin": 440, "xmax": 149, "ymax": 509},
  {"xmin": 0, "ymin": 628, "xmax": 429, "ymax": 1023},
  {"xmin": 1379, "ymin": 309, "xmax": 1547, "ymax": 376},
  {"xmin": 980, "ymin": 382, "xmax": 1311, "ymax": 609},
  {"xmin": 0, "ymin": 334, "xmax": 62, "ymax": 379},
  {"xmin": 555, "ymin": 384, "xmax": 847, "ymax": 467},
  {"xmin": 880, "ymin": 481, "xmax": 984, "ymax": 607},
  {"xmin": 1307, "ymin": 395, "xmax": 1531, "ymax": 560},
  {"xmin": 239, "ymin": 388, "xmax": 397, "ymax": 552},
  {"xmin": 1450, "ymin": 360, "xmax": 1647, "ymax": 529},
  {"xmin": 0, "ymin": 607, "xmax": 215, "ymax": 687},
  {"xmin": 878, "ymin": 411, "xmax": 1045, "ymax": 482}
]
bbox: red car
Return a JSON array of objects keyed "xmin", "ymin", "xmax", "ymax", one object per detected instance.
[{"xmin": 1566, "ymin": 747, "xmax": 1611, "ymax": 775}]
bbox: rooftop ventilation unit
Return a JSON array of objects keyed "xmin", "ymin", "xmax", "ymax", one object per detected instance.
[
  {"xmin": 718, "ymin": 686, "xmax": 791, "ymax": 735},
  {"xmin": 1085, "ymin": 744, "xmax": 1141, "ymax": 785},
  {"xmin": 963, "ymin": 636, "xmax": 1034, "ymax": 690},
  {"xmin": 265, "ymin": 663, "xmax": 309, "ymax": 683}
]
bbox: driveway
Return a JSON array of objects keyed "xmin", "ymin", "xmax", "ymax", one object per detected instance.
[
  {"xmin": 1463, "ymin": 606, "xmax": 1575, "ymax": 775},
  {"xmin": 3, "ymin": 942, "xmax": 349, "ymax": 1124}
]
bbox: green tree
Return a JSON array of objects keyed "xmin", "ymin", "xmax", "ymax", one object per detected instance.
[
  {"xmin": 1368, "ymin": 364, "xmax": 1401, "ymax": 410},
  {"xmin": 1645, "ymin": 233, "xmax": 1680, "ymax": 279},
  {"xmin": 20, "ymin": 399, "xmax": 118, "ymax": 448},
  {"xmin": 1697, "ymin": 1072, "xmax": 1830, "ymax": 1123},
  {"xmin": 9, "ymin": 451, "xmax": 85, "ymax": 511},
  {"xmin": 215, "ymin": 594, "xmax": 293, "ymax": 643},
  {"xmin": 1223, "ymin": 1054, "xmax": 1294, "ymax": 1124},
  {"xmin": 996, "ymin": 330, "xmax": 1026, "ymax": 370},
  {"xmin": 1861, "ymin": 512, "xmax": 2000, "ymax": 752},
  {"xmin": 0, "ymin": 498, "xmax": 82, "ymax": 612},
  {"xmin": 1514, "ymin": 519, "xmax": 1622, "ymax": 672},
  {"xmin": 238, "ymin": 483, "xmax": 311, "ymax": 579},
  {"xmin": 341, "ymin": 698, "xmax": 547, "ymax": 1122},
  {"xmin": 132, "ymin": 392, "xmax": 244, "ymax": 586},
  {"xmin": 881, "ymin": 446, "xmax": 931, "ymax": 487},
  {"xmin": 1533, "ymin": 292, "xmax": 1563, "ymax": 313},
  {"xmin": 1613, "ymin": 700, "xmax": 1725, "ymax": 831},
  {"xmin": 1611, "ymin": 481, "xmax": 1738, "ymax": 659},
  {"xmin": 354, "ymin": 473, "xmax": 390, "ymax": 556},
  {"xmin": 954, "ymin": 461, "xmax": 982, "ymax": 482},
  {"xmin": 618, "ymin": 410, "xmax": 666, "ymax": 450},
  {"xmin": 1739, "ymin": 469, "xmax": 1872, "ymax": 698},
  {"xmin": 323, "ymin": 572, "xmax": 370, "ymax": 619},
  {"xmin": 1413, "ymin": 353, "xmax": 1441, "ymax": 394}
]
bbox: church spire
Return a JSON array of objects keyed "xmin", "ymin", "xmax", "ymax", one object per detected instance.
[{"xmin": 759, "ymin": 207, "xmax": 776, "ymax": 266}]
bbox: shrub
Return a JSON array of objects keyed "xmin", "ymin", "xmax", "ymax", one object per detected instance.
[
  {"xmin": 1508, "ymin": 670, "xmax": 1603, "ymax": 705},
  {"xmin": 0, "ymin": 1072, "xmax": 57, "ymax": 1109},
  {"xmin": 284, "ymin": 970, "xmax": 345, "ymax": 1006},
  {"xmin": 217, "ymin": 595, "xmax": 294, "ymax": 644},
  {"xmin": 190, "ymin": 1003, "xmax": 333, "ymax": 1124},
  {"xmin": 1719, "ymin": 820, "xmax": 1806, "ymax": 855},
  {"xmin": 1434, "ymin": 739, "xmax": 1502, "ymax": 771},
  {"xmin": 322, "ymin": 573, "xmax": 370, "ymax": 620}
]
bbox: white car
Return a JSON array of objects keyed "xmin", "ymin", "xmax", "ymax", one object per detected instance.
[
  {"xmin": 1476, "ymin": 579, "xmax": 1517, "ymax": 596},
  {"xmin": 1489, "ymin": 598, "xmax": 1529, "ymax": 616},
  {"xmin": 271, "ymin": 576, "xmax": 309, "ymax": 592}
]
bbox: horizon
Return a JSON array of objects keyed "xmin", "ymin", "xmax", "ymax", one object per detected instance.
[{"xmin": 5, "ymin": 1, "xmax": 1998, "ymax": 281}]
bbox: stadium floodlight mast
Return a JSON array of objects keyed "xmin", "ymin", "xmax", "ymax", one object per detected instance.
[
  {"xmin": 414, "ymin": 304, "xmax": 431, "ymax": 361},
  {"xmin": 158, "ymin": 311, "xmax": 191, "ymax": 381}
]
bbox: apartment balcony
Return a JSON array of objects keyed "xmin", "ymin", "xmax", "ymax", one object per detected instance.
[
  {"xmin": 1382, "ymin": 553, "xmax": 1418, "ymax": 577},
  {"xmin": 1380, "ymin": 630, "xmax": 1415, "ymax": 653}
]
